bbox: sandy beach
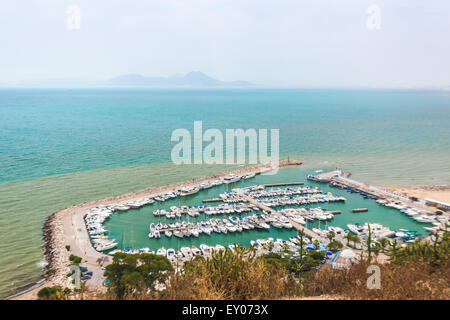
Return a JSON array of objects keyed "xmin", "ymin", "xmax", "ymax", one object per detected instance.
[
  {"xmin": 384, "ymin": 186, "xmax": 450, "ymax": 204},
  {"xmin": 10, "ymin": 160, "xmax": 301, "ymax": 300}
]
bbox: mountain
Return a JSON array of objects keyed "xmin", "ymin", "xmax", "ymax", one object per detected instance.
[{"xmin": 106, "ymin": 71, "xmax": 252, "ymax": 87}]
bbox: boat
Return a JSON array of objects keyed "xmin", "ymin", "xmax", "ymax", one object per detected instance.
[
  {"xmin": 191, "ymin": 246, "xmax": 202, "ymax": 256},
  {"xmin": 166, "ymin": 248, "xmax": 176, "ymax": 259},
  {"xmin": 173, "ymin": 230, "xmax": 184, "ymax": 238},
  {"xmin": 165, "ymin": 230, "xmax": 172, "ymax": 238},
  {"xmin": 243, "ymin": 172, "xmax": 256, "ymax": 179},
  {"xmin": 156, "ymin": 248, "xmax": 167, "ymax": 256},
  {"xmin": 223, "ymin": 174, "xmax": 241, "ymax": 184},
  {"xmin": 200, "ymin": 244, "xmax": 211, "ymax": 256},
  {"xmin": 180, "ymin": 247, "xmax": 193, "ymax": 258},
  {"xmin": 179, "ymin": 186, "xmax": 199, "ymax": 196}
]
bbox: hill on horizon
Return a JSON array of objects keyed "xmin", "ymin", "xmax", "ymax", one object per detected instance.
[{"xmin": 106, "ymin": 71, "xmax": 253, "ymax": 87}]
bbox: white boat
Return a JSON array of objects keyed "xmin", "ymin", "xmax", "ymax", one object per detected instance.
[
  {"xmin": 199, "ymin": 244, "xmax": 210, "ymax": 255},
  {"xmin": 180, "ymin": 247, "xmax": 193, "ymax": 258},
  {"xmin": 173, "ymin": 230, "xmax": 184, "ymax": 238},
  {"xmin": 191, "ymin": 229, "xmax": 199, "ymax": 237},
  {"xmin": 214, "ymin": 244, "xmax": 225, "ymax": 252},
  {"xmin": 179, "ymin": 186, "xmax": 199, "ymax": 196},
  {"xmin": 191, "ymin": 246, "xmax": 202, "ymax": 256},
  {"xmin": 243, "ymin": 172, "xmax": 256, "ymax": 179},
  {"xmin": 165, "ymin": 230, "xmax": 172, "ymax": 238},
  {"xmin": 156, "ymin": 248, "xmax": 167, "ymax": 256},
  {"xmin": 223, "ymin": 174, "xmax": 241, "ymax": 184},
  {"xmin": 166, "ymin": 248, "xmax": 176, "ymax": 259}
]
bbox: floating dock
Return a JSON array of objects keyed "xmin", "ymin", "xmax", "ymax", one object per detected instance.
[
  {"xmin": 351, "ymin": 208, "xmax": 368, "ymax": 213},
  {"xmin": 262, "ymin": 182, "xmax": 304, "ymax": 187}
]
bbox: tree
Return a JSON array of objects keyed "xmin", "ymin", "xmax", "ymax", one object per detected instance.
[
  {"xmin": 313, "ymin": 240, "xmax": 320, "ymax": 250},
  {"xmin": 104, "ymin": 252, "xmax": 173, "ymax": 299},
  {"xmin": 344, "ymin": 233, "xmax": 353, "ymax": 247},
  {"xmin": 37, "ymin": 286, "xmax": 63, "ymax": 300},
  {"xmin": 366, "ymin": 224, "xmax": 373, "ymax": 262},
  {"xmin": 327, "ymin": 241, "xmax": 343, "ymax": 253},
  {"xmin": 378, "ymin": 238, "xmax": 388, "ymax": 253},
  {"xmin": 327, "ymin": 231, "xmax": 335, "ymax": 243}
]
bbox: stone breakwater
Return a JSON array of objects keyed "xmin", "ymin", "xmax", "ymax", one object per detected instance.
[
  {"xmin": 41, "ymin": 160, "xmax": 302, "ymax": 286},
  {"xmin": 42, "ymin": 211, "xmax": 69, "ymax": 287}
]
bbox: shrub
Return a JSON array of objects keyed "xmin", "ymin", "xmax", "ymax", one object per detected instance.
[{"xmin": 37, "ymin": 286, "xmax": 63, "ymax": 300}]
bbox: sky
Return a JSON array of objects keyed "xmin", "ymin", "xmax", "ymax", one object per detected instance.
[{"xmin": 1, "ymin": 0, "xmax": 450, "ymax": 87}]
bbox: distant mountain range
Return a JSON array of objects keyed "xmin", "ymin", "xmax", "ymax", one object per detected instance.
[
  {"xmin": 11, "ymin": 72, "xmax": 253, "ymax": 88},
  {"xmin": 107, "ymin": 71, "xmax": 252, "ymax": 87}
]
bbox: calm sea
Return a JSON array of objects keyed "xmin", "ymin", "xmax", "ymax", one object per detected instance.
[{"xmin": 0, "ymin": 88, "xmax": 449, "ymax": 297}]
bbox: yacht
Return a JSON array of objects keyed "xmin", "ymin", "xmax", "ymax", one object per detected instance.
[
  {"xmin": 191, "ymin": 246, "xmax": 202, "ymax": 256},
  {"xmin": 156, "ymin": 248, "xmax": 167, "ymax": 256},
  {"xmin": 243, "ymin": 172, "xmax": 256, "ymax": 179},
  {"xmin": 200, "ymin": 244, "xmax": 211, "ymax": 256},
  {"xmin": 179, "ymin": 186, "xmax": 199, "ymax": 196},
  {"xmin": 214, "ymin": 244, "xmax": 225, "ymax": 252},
  {"xmin": 180, "ymin": 247, "xmax": 193, "ymax": 258},
  {"xmin": 166, "ymin": 248, "xmax": 176, "ymax": 259},
  {"xmin": 223, "ymin": 174, "xmax": 241, "ymax": 184},
  {"xmin": 173, "ymin": 230, "xmax": 184, "ymax": 238}
]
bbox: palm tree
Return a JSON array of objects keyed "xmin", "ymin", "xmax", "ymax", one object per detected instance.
[
  {"xmin": 378, "ymin": 238, "xmax": 388, "ymax": 253},
  {"xmin": 353, "ymin": 235, "xmax": 361, "ymax": 249},
  {"xmin": 313, "ymin": 239, "xmax": 320, "ymax": 250},
  {"xmin": 327, "ymin": 231, "xmax": 335, "ymax": 243},
  {"xmin": 344, "ymin": 232, "xmax": 353, "ymax": 247}
]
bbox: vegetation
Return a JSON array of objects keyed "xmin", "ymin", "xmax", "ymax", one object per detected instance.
[
  {"xmin": 65, "ymin": 245, "xmax": 70, "ymax": 251},
  {"xmin": 69, "ymin": 254, "xmax": 82, "ymax": 264},
  {"xmin": 104, "ymin": 252, "xmax": 173, "ymax": 299},
  {"xmin": 37, "ymin": 286, "xmax": 68, "ymax": 300},
  {"xmin": 327, "ymin": 241, "xmax": 343, "ymax": 253},
  {"xmin": 301, "ymin": 227, "xmax": 450, "ymax": 299},
  {"xmin": 162, "ymin": 247, "xmax": 299, "ymax": 299}
]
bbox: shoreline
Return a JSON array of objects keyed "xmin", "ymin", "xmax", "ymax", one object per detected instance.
[
  {"xmin": 383, "ymin": 186, "xmax": 450, "ymax": 204},
  {"xmin": 9, "ymin": 160, "xmax": 301, "ymax": 300}
]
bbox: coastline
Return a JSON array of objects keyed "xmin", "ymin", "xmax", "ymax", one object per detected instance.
[
  {"xmin": 384, "ymin": 186, "xmax": 450, "ymax": 204},
  {"xmin": 9, "ymin": 160, "xmax": 301, "ymax": 300}
]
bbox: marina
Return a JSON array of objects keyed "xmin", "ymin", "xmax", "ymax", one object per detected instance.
[
  {"xmin": 90, "ymin": 166, "xmax": 448, "ymax": 263},
  {"xmin": 10, "ymin": 161, "xmax": 450, "ymax": 298}
]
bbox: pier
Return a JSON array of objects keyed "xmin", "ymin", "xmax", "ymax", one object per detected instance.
[
  {"xmin": 262, "ymin": 182, "xmax": 304, "ymax": 187},
  {"xmin": 238, "ymin": 192, "xmax": 328, "ymax": 243}
]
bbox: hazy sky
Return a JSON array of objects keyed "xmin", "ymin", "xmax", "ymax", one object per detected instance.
[{"xmin": 1, "ymin": 0, "xmax": 450, "ymax": 87}]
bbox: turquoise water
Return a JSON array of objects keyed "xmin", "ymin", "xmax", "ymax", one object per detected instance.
[
  {"xmin": 103, "ymin": 167, "xmax": 432, "ymax": 253},
  {"xmin": 0, "ymin": 88, "xmax": 449, "ymax": 297}
]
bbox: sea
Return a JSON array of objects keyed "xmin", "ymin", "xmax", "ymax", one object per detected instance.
[{"xmin": 0, "ymin": 88, "xmax": 449, "ymax": 297}]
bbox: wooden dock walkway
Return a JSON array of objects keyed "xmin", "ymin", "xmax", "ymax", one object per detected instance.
[
  {"xmin": 239, "ymin": 192, "xmax": 328, "ymax": 243},
  {"xmin": 262, "ymin": 182, "xmax": 304, "ymax": 187}
]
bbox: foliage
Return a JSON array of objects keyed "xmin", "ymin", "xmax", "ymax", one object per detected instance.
[
  {"xmin": 104, "ymin": 252, "xmax": 173, "ymax": 299},
  {"xmin": 162, "ymin": 247, "xmax": 299, "ymax": 299},
  {"xmin": 69, "ymin": 254, "xmax": 82, "ymax": 264},
  {"xmin": 37, "ymin": 286, "xmax": 64, "ymax": 300},
  {"xmin": 327, "ymin": 241, "xmax": 343, "ymax": 253}
]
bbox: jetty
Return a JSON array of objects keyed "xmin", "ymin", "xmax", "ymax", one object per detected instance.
[
  {"xmin": 238, "ymin": 191, "xmax": 328, "ymax": 243},
  {"xmin": 262, "ymin": 182, "xmax": 304, "ymax": 187}
]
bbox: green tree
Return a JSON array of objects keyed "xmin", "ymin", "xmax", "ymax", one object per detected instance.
[
  {"xmin": 104, "ymin": 252, "xmax": 173, "ymax": 299},
  {"xmin": 327, "ymin": 231, "xmax": 335, "ymax": 243},
  {"xmin": 327, "ymin": 241, "xmax": 343, "ymax": 253},
  {"xmin": 37, "ymin": 286, "xmax": 63, "ymax": 300}
]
